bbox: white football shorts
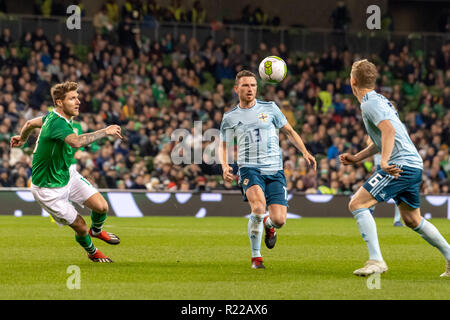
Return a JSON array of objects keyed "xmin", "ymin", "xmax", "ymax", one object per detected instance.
[{"xmin": 30, "ymin": 165, "xmax": 98, "ymax": 226}]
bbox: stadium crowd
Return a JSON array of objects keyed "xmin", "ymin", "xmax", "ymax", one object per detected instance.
[
  {"xmin": 0, "ymin": 13, "xmax": 449, "ymax": 194},
  {"xmin": 25, "ymin": 0, "xmax": 280, "ymax": 27}
]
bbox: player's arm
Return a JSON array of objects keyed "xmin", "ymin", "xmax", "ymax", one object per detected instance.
[
  {"xmin": 341, "ymin": 142, "xmax": 379, "ymax": 165},
  {"xmin": 341, "ymin": 102, "xmax": 384, "ymax": 166},
  {"xmin": 219, "ymin": 141, "xmax": 234, "ymax": 182},
  {"xmin": 10, "ymin": 116, "xmax": 44, "ymax": 148},
  {"xmin": 377, "ymin": 119, "xmax": 402, "ymax": 177},
  {"xmin": 64, "ymin": 125, "xmax": 123, "ymax": 149},
  {"xmin": 219, "ymin": 116, "xmax": 235, "ymax": 182},
  {"xmin": 281, "ymin": 122, "xmax": 317, "ymax": 171}
]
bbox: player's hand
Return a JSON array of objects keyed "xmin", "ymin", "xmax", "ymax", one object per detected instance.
[
  {"xmin": 105, "ymin": 125, "xmax": 123, "ymax": 140},
  {"xmin": 10, "ymin": 135, "xmax": 25, "ymax": 148},
  {"xmin": 339, "ymin": 153, "xmax": 358, "ymax": 165},
  {"xmin": 304, "ymin": 152, "xmax": 317, "ymax": 171},
  {"xmin": 222, "ymin": 165, "xmax": 234, "ymax": 183},
  {"xmin": 74, "ymin": 150, "xmax": 83, "ymax": 160},
  {"xmin": 380, "ymin": 161, "xmax": 402, "ymax": 178}
]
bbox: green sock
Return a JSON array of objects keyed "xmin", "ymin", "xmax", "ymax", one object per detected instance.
[
  {"xmin": 75, "ymin": 234, "xmax": 97, "ymax": 255},
  {"xmin": 90, "ymin": 211, "xmax": 107, "ymax": 234}
]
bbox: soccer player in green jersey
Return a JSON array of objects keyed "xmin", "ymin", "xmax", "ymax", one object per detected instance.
[{"xmin": 11, "ymin": 81, "xmax": 122, "ymax": 263}]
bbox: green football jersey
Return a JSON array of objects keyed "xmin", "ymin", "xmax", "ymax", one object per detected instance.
[
  {"xmin": 70, "ymin": 120, "xmax": 83, "ymax": 165},
  {"xmin": 32, "ymin": 111, "xmax": 76, "ymax": 188}
]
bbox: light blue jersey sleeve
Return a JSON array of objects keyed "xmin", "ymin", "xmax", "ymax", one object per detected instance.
[
  {"xmin": 271, "ymin": 102, "xmax": 288, "ymax": 129},
  {"xmin": 219, "ymin": 115, "xmax": 232, "ymax": 142},
  {"xmin": 361, "ymin": 99, "xmax": 390, "ymax": 126}
]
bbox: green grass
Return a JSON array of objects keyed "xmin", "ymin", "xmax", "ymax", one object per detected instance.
[{"xmin": 0, "ymin": 216, "xmax": 449, "ymax": 300}]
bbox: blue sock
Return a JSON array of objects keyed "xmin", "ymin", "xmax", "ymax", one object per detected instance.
[
  {"xmin": 394, "ymin": 205, "xmax": 401, "ymax": 224},
  {"xmin": 352, "ymin": 208, "xmax": 384, "ymax": 261},
  {"xmin": 414, "ymin": 218, "xmax": 450, "ymax": 261},
  {"xmin": 248, "ymin": 213, "xmax": 264, "ymax": 258}
]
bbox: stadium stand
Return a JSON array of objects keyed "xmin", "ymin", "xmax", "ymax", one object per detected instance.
[{"xmin": 0, "ymin": 2, "xmax": 448, "ymax": 194}]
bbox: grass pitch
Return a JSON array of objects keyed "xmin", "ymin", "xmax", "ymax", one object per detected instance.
[{"xmin": 0, "ymin": 216, "xmax": 449, "ymax": 300}]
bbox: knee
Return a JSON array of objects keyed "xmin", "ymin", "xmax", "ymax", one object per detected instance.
[
  {"xmin": 404, "ymin": 220, "xmax": 416, "ymax": 229},
  {"xmin": 71, "ymin": 217, "xmax": 88, "ymax": 236},
  {"xmin": 348, "ymin": 199, "xmax": 358, "ymax": 213},
  {"xmin": 78, "ymin": 226, "xmax": 89, "ymax": 237},
  {"xmin": 96, "ymin": 199, "xmax": 109, "ymax": 214},
  {"xmin": 402, "ymin": 215, "xmax": 421, "ymax": 229},
  {"xmin": 250, "ymin": 201, "xmax": 266, "ymax": 215},
  {"xmin": 271, "ymin": 216, "xmax": 286, "ymax": 228}
]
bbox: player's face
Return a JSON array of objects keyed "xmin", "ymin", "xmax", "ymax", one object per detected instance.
[
  {"xmin": 235, "ymin": 76, "xmax": 257, "ymax": 104},
  {"xmin": 60, "ymin": 90, "xmax": 80, "ymax": 117}
]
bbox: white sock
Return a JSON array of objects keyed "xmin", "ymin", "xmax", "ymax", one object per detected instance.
[
  {"xmin": 264, "ymin": 216, "xmax": 283, "ymax": 229},
  {"xmin": 414, "ymin": 218, "xmax": 450, "ymax": 261},
  {"xmin": 248, "ymin": 213, "xmax": 264, "ymax": 258},
  {"xmin": 352, "ymin": 208, "xmax": 384, "ymax": 262},
  {"xmin": 394, "ymin": 205, "xmax": 401, "ymax": 224}
]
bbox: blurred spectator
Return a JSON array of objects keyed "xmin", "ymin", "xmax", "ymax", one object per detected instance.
[
  {"xmin": 93, "ymin": 5, "xmax": 114, "ymax": 36},
  {"xmin": 436, "ymin": 43, "xmax": 450, "ymax": 71},
  {"xmin": 168, "ymin": 0, "xmax": 186, "ymax": 22},
  {"xmin": 253, "ymin": 7, "xmax": 269, "ymax": 26},
  {"xmin": 122, "ymin": 0, "xmax": 142, "ymax": 21},
  {"xmin": 330, "ymin": 1, "xmax": 351, "ymax": 31},
  {"xmin": 188, "ymin": 1, "xmax": 206, "ymax": 24},
  {"xmin": 0, "ymin": 28, "xmax": 12, "ymax": 48},
  {"xmin": 106, "ymin": 0, "xmax": 120, "ymax": 25}
]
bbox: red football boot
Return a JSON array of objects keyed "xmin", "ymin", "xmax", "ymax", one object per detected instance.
[
  {"xmin": 251, "ymin": 257, "xmax": 265, "ymax": 269},
  {"xmin": 263, "ymin": 216, "xmax": 277, "ymax": 249},
  {"xmin": 87, "ymin": 250, "xmax": 113, "ymax": 263},
  {"xmin": 89, "ymin": 229, "xmax": 120, "ymax": 245}
]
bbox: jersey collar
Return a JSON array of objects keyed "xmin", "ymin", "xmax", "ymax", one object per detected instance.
[
  {"xmin": 53, "ymin": 109, "xmax": 72, "ymax": 124},
  {"xmin": 362, "ymin": 90, "xmax": 375, "ymax": 103},
  {"xmin": 238, "ymin": 99, "xmax": 257, "ymax": 111}
]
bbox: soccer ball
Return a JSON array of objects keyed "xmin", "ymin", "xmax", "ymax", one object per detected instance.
[{"xmin": 258, "ymin": 56, "xmax": 287, "ymax": 83}]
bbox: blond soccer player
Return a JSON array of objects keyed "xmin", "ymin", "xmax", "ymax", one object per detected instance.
[{"xmin": 340, "ymin": 60, "xmax": 450, "ymax": 277}]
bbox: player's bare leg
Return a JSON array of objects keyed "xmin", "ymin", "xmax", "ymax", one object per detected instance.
[
  {"xmin": 70, "ymin": 214, "xmax": 89, "ymax": 237},
  {"xmin": 264, "ymin": 204, "xmax": 287, "ymax": 249},
  {"xmin": 70, "ymin": 214, "xmax": 113, "ymax": 263},
  {"xmin": 84, "ymin": 193, "xmax": 120, "ymax": 245},
  {"xmin": 349, "ymin": 187, "xmax": 388, "ymax": 276},
  {"xmin": 246, "ymin": 185, "xmax": 266, "ymax": 269},
  {"xmin": 398, "ymin": 202, "xmax": 450, "ymax": 277}
]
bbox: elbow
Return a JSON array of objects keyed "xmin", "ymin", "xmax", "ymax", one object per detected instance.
[
  {"xmin": 24, "ymin": 121, "xmax": 34, "ymax": 131},
  {"xmin": 283, "ymin": 128, "xmax": 294, "ymax": 140},
  {"xmin": 72, "ymin": 141, "xmax": 82, "ymax": 149},
  {"xmin": 68, "ymin": 139, "xmax": 82, "ymax": 149}
]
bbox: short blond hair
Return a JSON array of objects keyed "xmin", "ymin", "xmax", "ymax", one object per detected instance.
[
  {"xmin": 351, "ymin": 59, "xmax": 378, "ymax": 89},
  {"xmin": 50, "ymin": 81, "xmax": 78, "ymax": 105}
]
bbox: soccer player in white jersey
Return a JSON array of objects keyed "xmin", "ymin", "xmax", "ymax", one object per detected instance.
[
  {"xmin": 340, "ymin": 60, "xmax": 450, "ymax": 277},
  {"xmin": 11, "ymin": 81, "xmax": 122, "ymax": 263},
  {"xmin": 220, "ymin": 70, "xmax": 316, "ymax": 269}
]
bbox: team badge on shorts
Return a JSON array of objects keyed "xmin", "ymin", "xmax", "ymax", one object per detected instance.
[{"xmin": 243, "ymin": 178, "xmax": 249, "ymax": 186}]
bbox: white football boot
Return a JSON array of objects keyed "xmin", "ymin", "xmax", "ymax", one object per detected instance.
[
  {"xmin": 353, "ymin": 260, "xmax": 388, "ymax": 277},
  {"xmin": 440, "ymin": 261, "xmax": 450, "ymax": 278}
]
